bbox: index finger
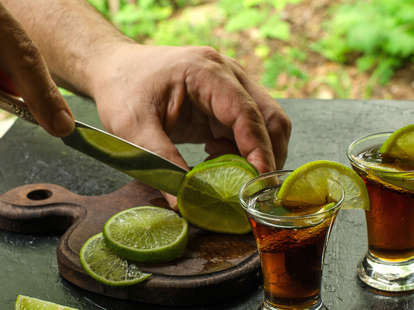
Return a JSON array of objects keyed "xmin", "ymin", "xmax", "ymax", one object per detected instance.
[{"xmin": 185, "ymin": 61, "xmax": 276, "ymax": 173}]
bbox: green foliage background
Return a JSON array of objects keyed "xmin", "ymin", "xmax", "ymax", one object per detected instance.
[{"xmin": 87, "ymin": 0, "xmax": 414, "ymax": 99}]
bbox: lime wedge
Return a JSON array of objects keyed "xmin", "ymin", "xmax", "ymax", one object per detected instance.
[
  {"xmin": 15, "ymin": 295, "xmax": 78, "ymax": 310},
  {"xmin": 277, "ymin": 160, "xmax": 370, "ymax": 210},
  {"xmin": 379, "ymin": 124, "xmax": 414, "ymax": 161},
  {"xmin": 177, "ymin": 158, "xmax": 258, "ymax": 234},
  {"xmin": 103, "ymin": 206, "xmax": 188, "ymax": 263},
  {"xmin": 80, "ymin": 233, "xmax": 151, "ymax": 286}
]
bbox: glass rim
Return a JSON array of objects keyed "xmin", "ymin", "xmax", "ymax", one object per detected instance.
[
  {"xmin": 239, "ymin": 170, "xmax": 344, "ymax": 221},
  {"xmin": 347, "ymin": 131, "xmax": 414, "ymax": 174}
]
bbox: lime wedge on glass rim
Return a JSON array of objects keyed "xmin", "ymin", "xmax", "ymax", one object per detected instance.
[
  {"xmin": 277, "ymin": 160, "xmax": 370, "ymax": 210},
  {"xmin": 379, "ymin": 124, "xmax": 414, "ymax": 161},
  {"xmin": 103, "ymin": 206, "xmax": 188, "ymax": 263},
  {"xmin": 177, "ymin": 155, "xmax": 258, "ymax": 234},
  {"xmin": 80, "ymin": 233, "xmax": 151, "ymax": 286},
  {"xmin": 15, "ymin": 295, "xmax": 78, "ymax": 310}
]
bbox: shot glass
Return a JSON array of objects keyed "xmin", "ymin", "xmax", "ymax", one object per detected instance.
[
  {"xmin": 239, "ymin": 170, "xmax": 344, "ymax": 310},
  {"xmin": 347, "ymin": 132, "xmax": 414, "ymax": 292}
]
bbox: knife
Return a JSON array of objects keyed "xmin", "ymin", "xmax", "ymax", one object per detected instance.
[{"xmin": 0, "ymin": 89, "xmax": 188, "ymax": 196}]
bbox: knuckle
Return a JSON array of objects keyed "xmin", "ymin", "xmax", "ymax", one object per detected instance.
[
  {"xmin": 17, "ymin": 37, "xmax": 42, "ymax": 70},
  {"xmin": 193, "ymin": 46, "xmax": 223, "ymax": 63},
  {"xmin": 266, "ymin": 110, "xmax": 292, "ymax": 138}
]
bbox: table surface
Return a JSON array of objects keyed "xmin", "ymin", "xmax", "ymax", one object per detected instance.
[{"xmin": 0, "ymin": 96, "xmax": 413, "ymax": 310}]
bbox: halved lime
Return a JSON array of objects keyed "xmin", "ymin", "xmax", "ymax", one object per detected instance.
[
  {"xmin": 196, "ymin": 154, "xmax": 258, "ymax": 176},
  {"xmin": 277, "ymin": 160, "xmax": 370, "ymax": 210},
  {"xmin": 379, "ymin": 124, "xmax": 414, "ymax": 161},
  {"xmin": 15, "ymin": 295, "xmax": 78, "ymax": 310},
  {"xmin": 103, "ymin": 206, "xmax": 188, "ymax": 263},
  {"xmin": 80, "ymin": 233, "xmax": 151, "ymax": 286},
  {"xmin": 177, "ymin": 159, "xmax": 259, "ymax": 234}
]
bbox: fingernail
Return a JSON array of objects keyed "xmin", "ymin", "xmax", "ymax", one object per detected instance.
[{"xmin": 52, "ymin": 110, "xmax": 74, "ymax": 137}]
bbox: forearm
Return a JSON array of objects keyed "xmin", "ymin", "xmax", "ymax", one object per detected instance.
[{"xmin": 2, "ymin": 0, "xmax": 132, "ymax": 96}]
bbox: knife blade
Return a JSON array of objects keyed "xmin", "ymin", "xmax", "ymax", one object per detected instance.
[{"xmin": 0, "ymin": 89, "xmax": 188, "ymax": 196}]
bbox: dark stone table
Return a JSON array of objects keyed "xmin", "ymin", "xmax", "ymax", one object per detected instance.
[{"xmin": 0, "ymin": 96, "xmax": 413, "ymax": 309}]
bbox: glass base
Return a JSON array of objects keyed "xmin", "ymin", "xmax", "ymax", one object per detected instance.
[
  {"xmin": 358, "ymin": 252, "xmax": 414, "ymax": 292},
  {"xmin": 261, "ymin": 298, "xmax": 327, "ymax": 310}
]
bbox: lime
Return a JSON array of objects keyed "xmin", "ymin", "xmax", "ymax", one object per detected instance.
[
  {"xmin": 103, "ymin": 206, "xmax": 188, "ymax": 263},
  {"xmin": 277, "ymin": 160, "xmax": 370, "ymax": 210},
  {"xmin": 80, "ymin": 233, "xmax": 151, "ymax": 286},
  {"xmin": 177, "ymin": 158, "xmax": 259, "ymax": 234},
  {"xmin": 379, "ymin": 124, "xmax": 414, "ymax": 161},
  {"xmin": 15, "ymin": 295, "xmax": 78, "ymax": 310},
  {"xmin": 78, "ymin": 127, "xmax": 137, "ymax": 158},
  {"xmin": 196, "ymin": 154, "xmax": 258, "ymax": 175}
]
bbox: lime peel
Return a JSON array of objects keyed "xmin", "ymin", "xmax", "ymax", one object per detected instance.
[
  {"xmin": 379, "ymin": 124, "xmax": 414, "ymax": 161},
  {"xmin": 277, "ymin": 160, "xmax": 370, "ymax": 210},
  {"xmin": 15, "ymin": 295, "xmax": 79, "ymax": 310},
  {"xmin": 177, "ymin": 155, "xmax": 258, "ymax": 234},
  {"xmin": 80, "ymin": 233, "xmax": 151, "ymax": 286}
]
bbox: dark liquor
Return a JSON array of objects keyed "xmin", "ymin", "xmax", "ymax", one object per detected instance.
[
  {"xmin": 352, "ymin": 146, "xmax": 414, "ymax": 262},
  {"xmin": 248, "ymin": 188, "xmax": 338, "ymax": 309}
]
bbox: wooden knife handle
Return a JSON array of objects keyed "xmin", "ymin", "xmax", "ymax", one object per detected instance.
[
  {"xmin": 0, "ymin": 70, "xmax": 37, "ymax": 124},
  {"xmin": 0, "ymin": 89, "xmax": 37, "ymax": 124}
]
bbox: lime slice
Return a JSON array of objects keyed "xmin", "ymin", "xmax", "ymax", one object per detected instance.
[
  {"xmin": 379, "ymin": 124, "xmax": 414, "ymax": 161},
  {"xmin": 177, "ymin": 159, "xmax": 259, "ymax": 234},
  {"xmin": 80, "ymin": 233, "xmax": 151, "ymax": 286},
  {"xmin": 15, "ymin": 295, "xmax": 78, "ymax": 310},
  {"xmin": 362, "ymin": 162, "xmax": 414, "ymax": 192},
  {"xmin": 277, "ymin": 160, "xmax": 370, "ymax": 210},
  {"xmin": 104, "ymin": 206, "xmax": 188, "ymax": 263}
]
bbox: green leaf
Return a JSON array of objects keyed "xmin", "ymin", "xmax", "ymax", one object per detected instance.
[
  {"xmin": 372, "ymin": 58, "xmax": 400, "ymax": 85},
  {"xmin": 259, "ymin": 15, "xmax": 290, "ymax": 40},
  {"xmin": 225, "ymin": 8, "xmax": 268, "ymax": 32},
  {"xmin": 356, "ymin": 55, "xmax": 377, "ymax": 72},
  {"xmin": 262, "ymin": 53, "xmax": 286, "ymax": 87},
  {"xmin": 385, "ymin": 29, "xmax": 414, "ymax": 57},
  {"xmin": 218, "ymin": 0, "xmax": 244, "ymax": 15},
  {"xmin": 346, "ymin": 23, "xmax": 384, "ymax": 54}
]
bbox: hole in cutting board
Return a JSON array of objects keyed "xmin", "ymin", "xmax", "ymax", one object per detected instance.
[{"xmin": 27, "ymin": 189, "xmax": 52, "ymax": 200}]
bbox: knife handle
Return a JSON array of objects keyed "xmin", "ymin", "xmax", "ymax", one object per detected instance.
[
  {"xmin": 0, "ymin": 89, "xmax": 38, "ymax": 125},
  {"xmin": 0, "ymin": 70, "xmax": 37, "ymax": 124}
]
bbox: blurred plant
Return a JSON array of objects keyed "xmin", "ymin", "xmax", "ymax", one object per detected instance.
[
  {"xmin": 88, "ymin": 0, "xmax": 201, "ymax": 39},
  {"xmin": 314, "ymin": 0, "xmax": 414, "ymax": 85},
  {"xmin": 261, "ymin": 47, "xmax": 308, "ymax": 88},
  {"xmin": 219, "ymin": 0, "xmax": 306, "ymax": 87},
  {"xmin": 319, "ymin": 70, "xmax": 351, "ymax": 99}
]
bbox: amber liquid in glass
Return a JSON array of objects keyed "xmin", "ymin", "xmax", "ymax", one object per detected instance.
[
  {"xmin": 248, "ymin": 188, "xmax": 337, "ymax": 309},
  {"xmin": 352, "ymin": 146, "xmax": 414, "ymax": 262}
]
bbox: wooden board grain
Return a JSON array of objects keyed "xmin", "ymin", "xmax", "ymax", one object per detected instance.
[{"xmin": 0, "ymin": 181, "xmax": 260, "ymax": 306}]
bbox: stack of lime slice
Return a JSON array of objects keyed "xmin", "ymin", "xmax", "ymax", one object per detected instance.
[{"xmin": 80, "ymin": 206, "xmax": 188, "ymax": 286}]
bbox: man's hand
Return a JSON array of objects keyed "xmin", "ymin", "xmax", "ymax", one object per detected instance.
[
  {"xmin": 0, "ymin": 3, "xmax": 74, "ymax": 137},
  {"xmin": 88, "ymin": 44, "xmax": 291, "ymax": 174}
]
